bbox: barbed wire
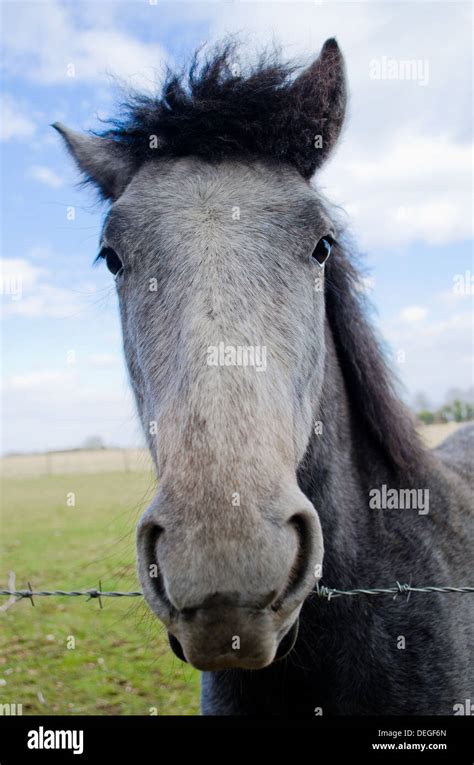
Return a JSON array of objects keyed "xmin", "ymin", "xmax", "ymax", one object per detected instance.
[
  {"xmin": 313, "ymin": 583, "xmax": 474, "ymax": 602},
  {"xmin": 0, "ymin": 581, "xmax": 473, "ymax": 609}
]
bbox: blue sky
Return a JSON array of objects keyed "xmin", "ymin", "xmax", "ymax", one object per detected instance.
[{"xmin": 1, "ymin": 0, "xmax": 472, "ymax": 453}]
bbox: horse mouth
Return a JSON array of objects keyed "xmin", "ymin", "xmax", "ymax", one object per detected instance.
[{"xmin": 167, "ymin": 618, "xmax": 299, "ymax": 669}]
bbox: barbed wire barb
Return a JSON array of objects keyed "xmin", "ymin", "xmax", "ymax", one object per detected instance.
[
  {"xmin": 26, "ymin": 581, "xmax": 35, "ymax": 607},
  {"xmin": 86, "ymin": 580, "xmax": 104, "ymax": 608},
  {"xmin": 394, "ymin": 576, "xmax": 412, "ymax": 601}
]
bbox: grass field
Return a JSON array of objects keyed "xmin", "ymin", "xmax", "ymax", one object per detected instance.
[
  {"xmin": 0, "ymin": 422, "xmax": 465, "ymax": 716},
  {"xmin": 0, "ymin": 472, "xmax": 200, "ymax": 715}
]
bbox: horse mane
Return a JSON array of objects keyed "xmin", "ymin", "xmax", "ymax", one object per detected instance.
[
  {"xmin": 325, "ymin": 240, "xmax": 426, "ymax": 476},
  {"xmin": 100, "ymin": 41, "xmax": 425, "ymax": 475},
  {"xmin": 98, "ymin": 41, "xmax": 321, "ymax": 176}
]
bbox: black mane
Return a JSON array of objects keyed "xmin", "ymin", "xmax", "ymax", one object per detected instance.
[
  {"xmin": 99, "ymin": 42, "xmax": 334, "ymax": 178},
  {"xmin": 325, "ymin": 241, "xmax": 425, "ymax": 475}
]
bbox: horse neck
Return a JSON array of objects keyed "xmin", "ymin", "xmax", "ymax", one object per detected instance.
[{"xmin": 297, "ymin": 322, "xmax": 409, "ymax": 586}]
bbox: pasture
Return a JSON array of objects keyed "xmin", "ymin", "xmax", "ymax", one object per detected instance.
[
  {"xmin": 0, "ymin": 423, "xmax": 462, "ymax": 715},
  {"xmin": 0, "ymin": 471, "xmax": 199, "ymax": 715}
]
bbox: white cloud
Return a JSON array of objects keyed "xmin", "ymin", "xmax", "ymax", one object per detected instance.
[
  {"xmin": 72, "ymin": 29, "xmax": 166, "ymax": 90},
  {"xmin": 383, "ymin": 309, "xmax": 473, "ymax": 404},
  {"xmin": 340, "ymin": 134, "xmax": 471, "ymax": 190},
  {"xmin": 2, "ymin": 370, "xmax": 75, "ymax": 392},
  {"xmin": 1, "ymin": 257, "xmax": 93, "ymax": 318},
  {"xmin": 400, "ymin": 306, "xmax": 428, "ymax": 323},
  {"xmin": 1, "ymin": 258, "xmax": 46, "ymax": 296},
  {"xmin": 1, "ymin": 1, "xmax": 168, "ymax": 88},
  {"xmin": 27, "ymin": 165, "xmax": 64, "ymax": 188},
  {"xmin": 319, "ymin": 133, "xmax": 473, "ymax": 248},
  {"xmin": 5, "ymin": 283, "xmax": 85, "ymax": 318},
  {"xmin": 0, "ymin": 95, "xmax": 37, "ymax": 141}
]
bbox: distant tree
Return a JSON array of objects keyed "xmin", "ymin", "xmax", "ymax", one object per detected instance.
[
  {"xmin": 81, "ymin": 436, "xmax": 106, "ymax": 450},
  {"xmin": 442, "ymin": 388, "xmax": 474, "ymax": 423},
  {"xmin": 438, "ymin": 405, "xmax": 453, "ymax": 423},
  {"xmin": 418, "ymin": 410, "xmax": 435, "ymax": 425},
  {"xmin": 452, "ymin": 399, "xmax": 464, "ymax": 423},
  {"xmin": 414, "ymin": 387, "xmax": 474, "ymax": 426}
]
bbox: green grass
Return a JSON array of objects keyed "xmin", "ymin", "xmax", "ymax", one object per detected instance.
[{"xmin": 0, "ymin": 472, "xmax": 200, "ymax": 715}]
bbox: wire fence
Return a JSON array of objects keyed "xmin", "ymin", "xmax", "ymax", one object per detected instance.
[
  {"xmin": 1, "ymin": 579, "xmax": 473, "ymax": 610},
  {"xmin": 313, "ymin": 583, "xmax": 474, "ymax": 602}
]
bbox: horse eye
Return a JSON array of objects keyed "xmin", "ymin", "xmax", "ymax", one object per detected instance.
[
  {"xmin": 97, "ymin": 247, "xmax": 123, "ymax": 276},
  {"xmin": 311, "ymin": 236, "xmax": 333, "ymax": 266}
]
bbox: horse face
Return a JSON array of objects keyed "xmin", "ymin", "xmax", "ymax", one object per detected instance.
[
  {"xmin": 55, "ymin": 38, "xmax": 346, "ymax": 670},
  {"xmin": 113, "ymin": 158, "xmax": 327, "ymax": 670}
]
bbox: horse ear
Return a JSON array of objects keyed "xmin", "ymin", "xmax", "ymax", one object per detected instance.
[
  {"xmin": 52, "ymin": 122, "xmax": 135, "ymax": 200},
  {"xmin": 291, "ymin": 38, "xmax": 347, "ymax": 177}
]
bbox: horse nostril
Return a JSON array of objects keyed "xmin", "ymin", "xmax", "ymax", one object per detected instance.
[
  {"xmin": 272, "ymin": 514, "xmax": 311, "ymax": 611},
  {"xmin": 168, "ymin": 632, "xmax": 188, "ymax": 663},
  {"xmin": 139, "ymin": 521, "xmax": 175, "ymax": 613}
]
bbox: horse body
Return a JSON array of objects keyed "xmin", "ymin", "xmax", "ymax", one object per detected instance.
[{"xmin": 55, "ymin": 38, "xmax": 473, "ymax": 715}]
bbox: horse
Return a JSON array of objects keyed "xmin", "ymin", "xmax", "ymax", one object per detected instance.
[{"xmin": 55, "ymin": 38, "xmax": 473, "ymax": 715}]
